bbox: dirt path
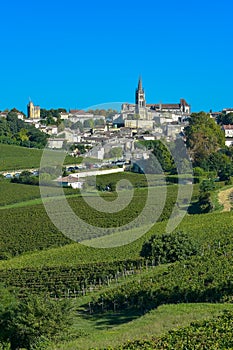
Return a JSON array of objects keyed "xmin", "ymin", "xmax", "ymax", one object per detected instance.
[{"xmin": 218, "ymin": 187, "xmax": 233, "ymax": 212}]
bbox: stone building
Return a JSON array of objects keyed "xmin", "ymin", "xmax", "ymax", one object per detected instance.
[{"xmin": 27, "ymin": 101, "xmax": 40, "ymax": 119}]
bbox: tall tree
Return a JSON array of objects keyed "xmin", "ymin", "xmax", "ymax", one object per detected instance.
[{"xmin": 184, "ymin": 112, "xmax": 225, "ymax": 166}]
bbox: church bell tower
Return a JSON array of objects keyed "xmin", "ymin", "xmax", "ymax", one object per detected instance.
[{"xmin": 135, "ymin": 77, "xmax": 146, "ymax": 117}]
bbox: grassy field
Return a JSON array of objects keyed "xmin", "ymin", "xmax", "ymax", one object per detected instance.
[
  {"xmin": 50, "ymin": 302, "xmax": 233, "ymax": 350},
  {"xmin": 0, "ymin": 144, "xmax": 79, "ymax": 170}
]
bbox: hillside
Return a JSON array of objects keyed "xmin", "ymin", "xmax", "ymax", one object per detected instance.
[
  {"xmin": 1, "ymin": 179, "xmax": 233, "ymax": 349},
  {"xmin": 0, "ymin": 144, "xmax": 78, "ymax": 171}
]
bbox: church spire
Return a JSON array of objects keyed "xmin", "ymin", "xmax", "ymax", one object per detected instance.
[
  {"xmin": 135, "ymin": 76, "xmax": 146, "ymax": 110},
  {"xmin": 138, "ymin": 76, "xmax": 142, "ymax": 90}
]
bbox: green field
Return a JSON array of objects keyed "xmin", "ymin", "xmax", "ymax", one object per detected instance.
[{"xmin": 0, "ymin": 144, "xmax": 79, "ymax": 170}]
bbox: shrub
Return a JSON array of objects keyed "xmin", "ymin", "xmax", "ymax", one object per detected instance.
[{"xmin": 140, "ymin": 231, "xmax": 198, "ymax": 264}]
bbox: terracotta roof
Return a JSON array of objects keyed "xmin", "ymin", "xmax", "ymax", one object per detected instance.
[
  {"xmin": 69, "ymin": 109, "xmax": 87, "ymax": 115},
  {"xmin": 222, "ymin": 125, "xmax": 233, "ymax": 129},
  {"xmin": 58, "ymin": 175, "xmax": 80, "ymax": 183}
]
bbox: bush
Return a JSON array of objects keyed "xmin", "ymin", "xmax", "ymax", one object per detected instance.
[{"xmin": 140, "ymin": 231, "xmax": 198, "ymax": 264}]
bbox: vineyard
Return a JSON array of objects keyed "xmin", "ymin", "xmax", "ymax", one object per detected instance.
[
  {"xmin": 107, "ymin": 310, "xmax": 233, "ymax": 350},
  {"xmin": 0, "ymin": 144, "xmax": 78, "ymax": 170},
  {"xmin": 1, "ymin": 176, "xmax": 233, "ymax": 349},
  {"xmin": 0, "ymin": 185, "xmax": 181, "ymax": 258},
  {"xmin": 0, "ymin": 207, "xmax": 232, "ymax": 269},
  {"xmin": 0, "ymin": 180, "xmax": 77, "ymax": 207}
]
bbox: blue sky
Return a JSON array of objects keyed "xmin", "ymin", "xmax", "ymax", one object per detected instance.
[{"xmin": 0, "ymin": 0, "xmax": 232, "ymax": 113}]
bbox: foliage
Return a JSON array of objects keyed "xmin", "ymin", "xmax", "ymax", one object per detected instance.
[
  {"xmin": 86, "ymin": 108, "xmax": 118, "ymax": 117},
  {"xmin": 198, "ymin": 192, "xmax": 214, "ymax": 213},
  {"xmin": 70, "ymin": 120, "xmax": 84, "ymax": 132},
  {"xmin": 83, "ymin": 119, "xmax": 94, "ymax": 128},
  {"xmin": 0, "ymin": 258, "xmax": 145, "ymax": 298},
  {"xmin": 0, "ymin": 181, "xmax": 76, "ymax": 207},
  {"xmin": 140, "ymin": 232, "xmax": 198, "ymax": 264},
  {"xmin": 199, "ymin": 179, "xmax": 215, "ymax": 193},
  {"xmin": 184, "ymin": 112, "xmax": 225, "ymax": 166},
  {"xmin": 0, "ymin": 111, "xmax": 48, "ymax": 148},
  {"xmin": 90, "ymin": 245, "xmax": 233, "ymax": 314},
  {"xmin": 218, "ymin": 163, "xmax": 233, "ymax": 182},
  {"xmin": 40, "ymin": 108, "xmax": 66, "ymax": 126},
  {"xmin": 200, "ymin": 151, "xmax": 230, "ymax": 173},
  {"xmin": 137, "ymin": 140, "xmax": 175, "ymax": 173},
  {"xmin": 11, "ymin": 171, "xmax": 39, "ymax": 186},
  {"xmin": 109, "ymin": 147, "xmax": 122, "ymax": 159},
  {"xmin": 0, "ymin": 285, "xmax": 72, "ymax": 350},
  {"xmin": 110, "ymin": 310, "xmax": 233, "ymax": 349},
  {"xmin": 193, "ymin": 166, "xmax": 206, "ymax": 177},
  {"xmin": 0, "ymin": 204, "xmax": 72, "ymax": 258},
  {"xmin": 198, "ymin": 179, "xmax": 215, "ymax": 213},
  {"xmin": 0, "ymin": 186, "xmax": 178, "ymax": 258},
  {"xmin": 217, "ymin": 112, "xmax": 233, "ymax": 125}
]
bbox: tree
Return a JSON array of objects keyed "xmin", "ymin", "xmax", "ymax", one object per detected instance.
[
  {"xmin": 140, "ymin": 140, "xmax": 175, "ymax": 173},
  {"xmin": 218, "ymin": 163, "xmax": 233, "ymax": 182},
  {"xmin": 71, "ymin": 120, "xmax": 84, "ymax": 132},
  {"xmin": 200, "ymin": 151, "xmax": 230, "ymax": 172},
  {"xmin": 83, "ymin": 119, "xmax": 94, "ymax": 129},
  {"xmin": 0, "ymin": 286, "xmax": 73, "ymax": 350},
  {"xmin": 140, "ymin": 232, "xmax": 198, "ymax": 264},
  {"xmin": 18, "ymin": 128, "xmax": 29, "ymax": 142},
  {"xmin": 198, "ymin": 179, "xmax": 215, "ymax": 213},
  {"xmin": 184, "ymin": 112, "xmax": 225, "ymax": 166},
  {"xmin": 110, "ymin": 147, "xmax": 122, "ymax": 159},
  {"xmin": 217, "ymin": 112, "xmax": 233, "ymax": 125}
]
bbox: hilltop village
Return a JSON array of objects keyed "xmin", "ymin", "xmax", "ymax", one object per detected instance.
[{"xmin": 1, "ymin": 78, "xmax": 232, "ymax": 163}]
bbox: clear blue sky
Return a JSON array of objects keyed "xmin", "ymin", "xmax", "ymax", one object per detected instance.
[{"xmin": 0, "ymin": 0, "xmax": 232, "ymax": 113}]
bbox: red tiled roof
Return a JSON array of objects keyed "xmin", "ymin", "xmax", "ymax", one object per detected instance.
[
  {"xmin": 69, "ymin": 109, "xmax": 87, "ymax": 115},
  {"xmin": 222, "ymin": 125, "xmax": 233, "ymax": 129},
  {"xmin": 58, "ymin": 175, "xmax": 80, "ymax": 183}
]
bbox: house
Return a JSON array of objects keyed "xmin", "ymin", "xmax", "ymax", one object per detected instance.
[
  {"xmin": 222, "ymin": 108, "xmax": 233, "ymax": 115},
  {"xmin": 47, "ymin": 138, "xmax": 65, "ymax": 149},
  {"xmin": 222, "ymin": 125, "xmax": 233, "ymax": 138},
  {"xmin": 56, "ymin": 175, "xmax": 84, "ymax": 189},
  {"xmin": 225, "ymin": 138, "xmax": 233, "ymax": 147}
]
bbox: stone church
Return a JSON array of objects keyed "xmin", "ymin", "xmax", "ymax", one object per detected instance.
[{"xmin": 121, "ymin": 77, "xmax": 190, "ymax": 127}]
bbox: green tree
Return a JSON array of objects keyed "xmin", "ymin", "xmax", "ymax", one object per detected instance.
[
  {"xmin": 83, "ymin": 119, "xmax": 94, "ymax": 128},
  {"xmin": 217, "ymin": 112, "xmax": 233, "ymax": 125},
  {"xmin": 140, "ymin": 140, "xmax": 175, "ymax": 173},
  {"xmin": 110, "ymin": 147, "xmax": 122, "ymax": 159},
  {"xmin": 0, "ymin": 286, "xmax": 73, "ymax": 350},
  {"xmin": 218, "ymin": 163, "xmax": 233, "ymax": 182},
  {"xmin": 18, "ymin": 128, "xmax": 29, "ymax": 142},
  {"xmin": 140, "ymin": 232, "xmax": 198, "ymax": 264},
  {"xmin": 184, "ymin": 112, "xmax": 225, "ymax": 166}
]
